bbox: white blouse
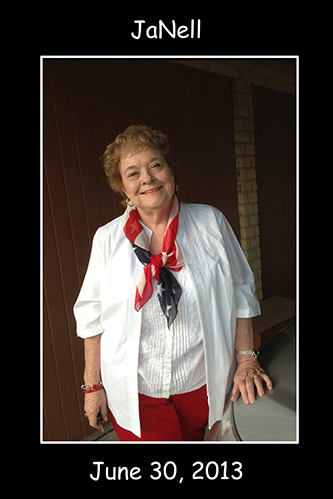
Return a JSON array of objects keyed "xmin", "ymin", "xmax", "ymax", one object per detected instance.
[
  {"xmin": 138, "ymin": 223, "xmax": 206, "ymax": 398},
  {"xmin": 74, "ymin": 202, "xmax": 261, "ymax": 437}
]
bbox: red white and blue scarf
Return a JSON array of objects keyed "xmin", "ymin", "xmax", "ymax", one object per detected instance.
[{"xmin": 122, "ymin": 196, "xmax": 184, "ymax": 328}]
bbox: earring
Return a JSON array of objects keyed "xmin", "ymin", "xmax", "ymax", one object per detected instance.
[
  {"xmin": 175, "ymin": 184, "xmax": 179, "ymax": 193},
  {"xmin": 126, "ymin": 198, "xmax": 135, "ymax": 207}
]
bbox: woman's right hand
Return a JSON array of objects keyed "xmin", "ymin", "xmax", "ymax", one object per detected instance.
[{"xmin": 84, "ymin": 389, "xmax": 109, "ymax": 430}]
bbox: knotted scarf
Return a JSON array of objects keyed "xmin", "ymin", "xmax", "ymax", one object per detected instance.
[{"xmin": 122, "ymin": 196, "xmax": 184, "ymax": 328}]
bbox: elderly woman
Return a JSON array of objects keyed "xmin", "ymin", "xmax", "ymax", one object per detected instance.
[{"xmin": 74, "ymin": 125, "xmax": 273, "ymax": 441}]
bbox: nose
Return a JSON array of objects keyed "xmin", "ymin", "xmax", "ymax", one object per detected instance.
[{"xmin": 141, "ymin": 167, "xmax": 155, "ymax": 185}]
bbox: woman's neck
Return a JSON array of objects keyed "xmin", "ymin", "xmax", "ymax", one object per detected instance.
[{"xmin": 137, "ymin": 199, "xmax": 172, "ymax": 233}]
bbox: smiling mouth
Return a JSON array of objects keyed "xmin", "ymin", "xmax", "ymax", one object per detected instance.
[{"xmin": 141, "ymin": 186, "xmax": 163, "ymax": 195}]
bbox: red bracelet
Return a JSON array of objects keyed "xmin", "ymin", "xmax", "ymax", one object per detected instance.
[{"xmin": 81, "ymin": 382, "xmax": 104, "ymax": 394}]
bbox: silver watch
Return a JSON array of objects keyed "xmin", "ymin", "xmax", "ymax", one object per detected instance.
[{"xmin": 235, "ymin": 348, "xmax": 260, "ymax": 358}]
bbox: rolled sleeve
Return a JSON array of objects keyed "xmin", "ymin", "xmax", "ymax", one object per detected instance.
[
  {"xmin": 234, "ymin": 280, "xmax": 261, "ymax": 318},
  {"xmin": 216, "ymin": 209, "xmax": 261, "ymax": 319},
  {"xmin": 73, "ymin": 229, "xmax": 106, "ymax": 338}
]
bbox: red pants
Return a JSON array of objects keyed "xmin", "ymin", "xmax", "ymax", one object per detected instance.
[{"xmin": 109, "ymin": 385, "xmax": 209, "ymax": 441}]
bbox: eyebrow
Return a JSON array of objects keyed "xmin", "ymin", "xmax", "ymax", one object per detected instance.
[{"xmin": 149, "ymin": 156, "xmax": 164, "ymax": 163}]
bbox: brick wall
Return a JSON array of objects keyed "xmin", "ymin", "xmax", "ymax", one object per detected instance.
[
  {"xmin": 232, "ymin": 79, "xmax": 262, "ymax": 300},
  {"xmin": 172, "ymin": 58, "xmax": 296, "ymax": 300}
]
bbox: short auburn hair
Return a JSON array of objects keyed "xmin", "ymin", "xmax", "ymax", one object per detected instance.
[{"xmin": 102, "ymin": 125, "xmax": 178, "ymax": 205}]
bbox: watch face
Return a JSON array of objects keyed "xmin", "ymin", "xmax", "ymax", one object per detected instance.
[{"xmin": 254, "ymin": 349, "xmax": 260, "ymax": 357}]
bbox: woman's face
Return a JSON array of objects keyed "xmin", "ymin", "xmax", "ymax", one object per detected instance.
[{"xmin": 119, "ymin": 146, "xmax": 175, "ymax": 215}]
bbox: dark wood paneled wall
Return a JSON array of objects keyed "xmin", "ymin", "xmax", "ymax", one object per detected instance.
[{"xmin": 43, "ymin": 59, "xmax": 238, "ymax": 440}]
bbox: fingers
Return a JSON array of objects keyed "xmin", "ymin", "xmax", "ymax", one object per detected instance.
[
  {"xmin": 236, "ymin": 377, "xmax": 255, "ymax": 405},
  {"xmin": 85, "ymin": 413, "xmax": 100, "ymax": 430},
  {"xmin": 100, "ymin": 404, "xmax": 109, "ymax": 423},
  {"xmin": 259, "ymin": 372, "xmax": 273, "ymax": 391},
  {"xmin": 245, "ymin": 376, "xmax": 256, "ymax": 404},
  {"xmin": 84, "ymin": 391, "xmax": 108, "ymax": 430},
  {"xmin": 231, "ymin": 377, "xmax": 253, "ymax": 405},
  {"xmin": 254, "ymin": 376, "xmax": 264, "ymax": 397},
  {"xmin": 232, "ymin": 370, "xmax": 274, "ymax": 405},
  {"xmin": 231, "ymin": 384, "xmax": 240, "ymax": 402},
  {"xmin": 84, "ymin": 408, "xmax": 101, "ymax": 430},
  {"xmin": 85, "ymin": 408, "xmax": 108, "ymax": 430}
]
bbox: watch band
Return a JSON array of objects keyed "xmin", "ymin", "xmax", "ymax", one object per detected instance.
[{"xmin": 235, "ymin": 348, "xmax": 260, "ymax": 358}]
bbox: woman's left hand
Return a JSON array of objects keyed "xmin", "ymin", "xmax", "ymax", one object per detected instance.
[{"xmin": 231, "ymin": 358, "xmax": 273, "ymax": 405}]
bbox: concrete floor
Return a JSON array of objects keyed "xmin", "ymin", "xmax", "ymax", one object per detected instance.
[{"xmin": 83, "ymin": 422, "xmax": 119, "ymax": 441}]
